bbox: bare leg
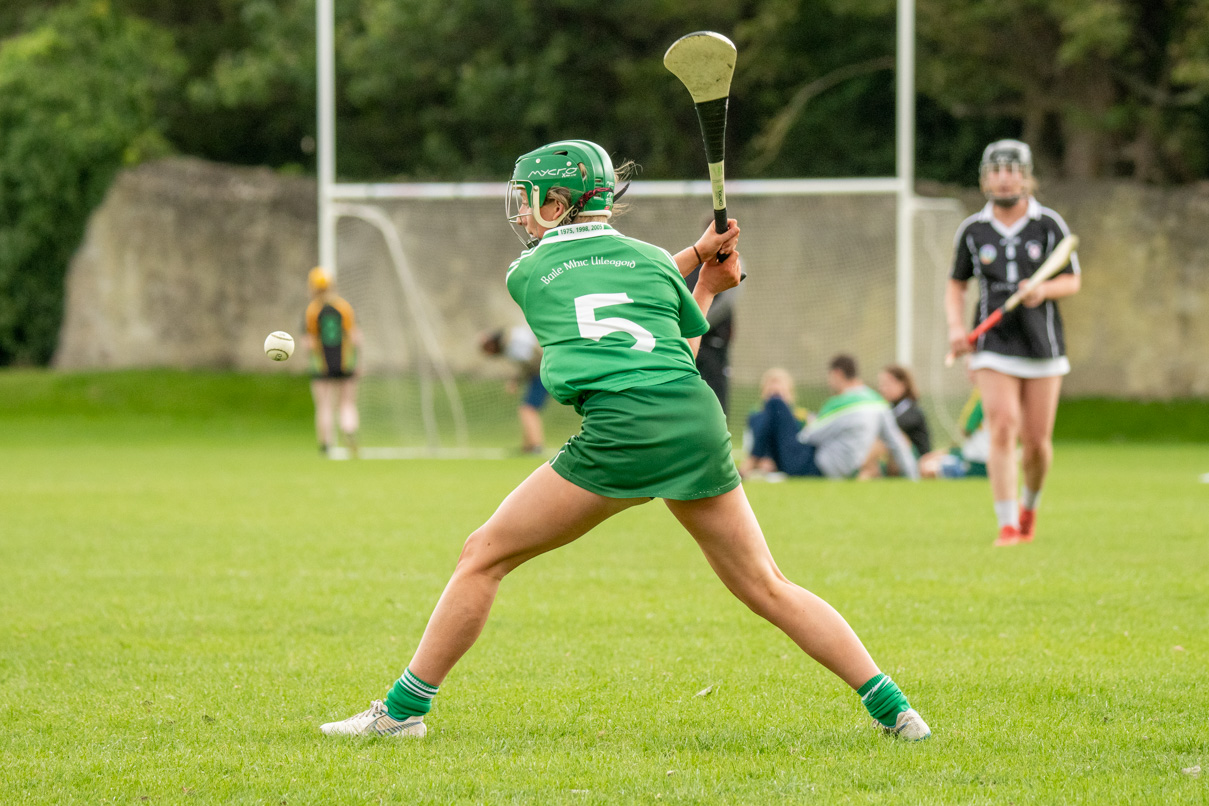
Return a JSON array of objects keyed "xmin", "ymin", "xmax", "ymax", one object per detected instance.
[
  {"xmin": 976, "ymin": 369, "xmax": 1022, "ymax": 503},
  {"xmin": 664, "ymin": 486, "xmax": 879, "ymax": 690},
  {"xmin": 518, "ymin": 403, "xmax": 543, "ymax": 451},
  {"xmin": 918, "ymin": 449, "xmax": 945, "ymax": 479},
  {"xmin": 1019, "ymin": 375, "xmax": 1062, "ymax": 493},
  {"xmin": 408, "ymin": 464, "xmax": 644, "ymax": 685},
  {"xmin": 738, "ymin": 456, "xmax": 776, "ymax": 478},
  {"xmin": 858, "ymin": 440, "xmax": 889, "ymax": 480},
  {"xmin": 338, "ymin": 377, "xmax": 359, "ymax": 454},
  {"xmin": 311, "ymin": 379, "xmax": 335, "ymax": 449}
]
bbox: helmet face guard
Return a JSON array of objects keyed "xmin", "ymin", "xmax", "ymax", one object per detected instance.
[
  {"xmin": 979, "ymin": 139, "xmax": 1033, "ymax": 205},
  {"xmin": 505, "ymin": 140, "xmax": 616, "ymax": 247}
]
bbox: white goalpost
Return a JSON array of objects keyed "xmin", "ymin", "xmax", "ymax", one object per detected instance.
[
  {"xmin": 314, "ymin": 0, "xmax": 971, "ymax": 455},
  {"xmin": 329, "ymin": 201, "xmax": 470, "ymax": 456}
]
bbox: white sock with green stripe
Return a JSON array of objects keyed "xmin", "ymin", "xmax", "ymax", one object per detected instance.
[{"xmin": 384, "ymin": 668, "xmax": 439, "ymax": 719}]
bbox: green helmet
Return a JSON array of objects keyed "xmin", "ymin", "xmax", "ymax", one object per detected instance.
[{"xmin": 506, "ymin": 139, "xmax": 616, "ymax": 246}]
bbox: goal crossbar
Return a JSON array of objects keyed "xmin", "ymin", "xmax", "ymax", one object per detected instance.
[{"xmin": 330, "ymin": 177, "xmax": 905, "ymax": 201}]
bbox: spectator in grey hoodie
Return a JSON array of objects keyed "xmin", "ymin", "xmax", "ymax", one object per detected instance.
[{"xmin": 741, "ymin": 355, "xmax": 919, "ymax": 480}]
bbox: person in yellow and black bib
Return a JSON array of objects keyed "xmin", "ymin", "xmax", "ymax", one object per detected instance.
[{"xmin": 304, "ymin": 267, "xmax": 361, "ymax": 458}]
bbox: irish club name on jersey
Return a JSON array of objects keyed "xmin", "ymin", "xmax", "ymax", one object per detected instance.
[{"xmin": 541, "ymin": 256, "xmax": 638, "ymax": 286}]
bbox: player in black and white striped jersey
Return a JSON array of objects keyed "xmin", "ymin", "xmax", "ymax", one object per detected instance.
[{"xmin": 945, "ymin": 140, "xmax": 1082, "ymax": 547}]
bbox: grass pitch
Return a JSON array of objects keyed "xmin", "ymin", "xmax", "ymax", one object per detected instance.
[{"xmin": 1, "ymin": 371, "xmax": 1206, "ymax": 804}]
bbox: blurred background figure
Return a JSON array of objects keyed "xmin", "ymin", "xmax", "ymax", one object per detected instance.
[
  {"xmin": 742, "ymin": 355, "xmax": 918, "ymax": 480},
  {"xmin": 859, "ymin": 364, "xmax": 931, "ymax": 478},
  {"xmin": 920, "ymin": 386, "xmax": 989, "ymax": 479},
  {"xmin": 305, "ymin": 267, "xmax": 361, "ymax": 457},
  {"xmin": 683, "ymin": 215, "xmax": 743, "ymax": 415},
  {"xmin": 741, "ymin": 367, "xmax": 805, "ymax": 480},
  {"xmin": 479, "ymin": 325, "xmax": 548, "ymax": 454},
  {"xmin": 879, "ymin": 365, "xmax": 931, "ymax": 457}
]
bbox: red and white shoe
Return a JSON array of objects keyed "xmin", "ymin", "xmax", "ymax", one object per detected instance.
[
  {"xmin": 993, "ymin": 524, "xmax": 1024, "ymax": 547},
  {"xmin": 1018, "ymin": 508, "xmax": 1036, "ymax": 542}
]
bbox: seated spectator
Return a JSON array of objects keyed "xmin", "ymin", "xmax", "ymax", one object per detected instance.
[
  {"xmin": 858, "ymin": 364, "xmax": 931, "ymax": 478},
  {"xmin": 920, "ymin": 389, "xmax": 989, "ymax": 479},
  {"xmin": 741, "ymin": 355, "xmax": 918, "ymax": 480},
  {"xmin": 880, "ymin": 365, "xmax": 930, "ymax": 456}
]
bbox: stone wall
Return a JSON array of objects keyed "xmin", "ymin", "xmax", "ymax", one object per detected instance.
[
  {"xmin": 54, "ymin": 158, "xmax": 316, "ymax": 371},
  {"xmin": 55, "ymin": 158, "xmax": 1209, "ymax": 398},
  {"xmin": 1042, "ymin": 182, "xmax": 1209, "ymax": 397}
]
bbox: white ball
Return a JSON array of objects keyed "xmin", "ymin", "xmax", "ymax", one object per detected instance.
[{"xmin": 264, "ymin": 331, "xmax": 295, "ymax": 361}]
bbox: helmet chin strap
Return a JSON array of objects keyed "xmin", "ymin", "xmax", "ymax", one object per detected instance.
[{"xmin": 530, "ymin": 187, "xmax": 566, "ymax": 228}]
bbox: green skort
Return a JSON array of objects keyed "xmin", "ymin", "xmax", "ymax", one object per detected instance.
[{"xmin": 550, "ymin": 374, "xmax": 741, "ymax": 500}]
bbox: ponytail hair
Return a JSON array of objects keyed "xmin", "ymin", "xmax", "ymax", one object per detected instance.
[{"xmin": 547, "ymin": 160, "xmax": 640, "ymax": 225}]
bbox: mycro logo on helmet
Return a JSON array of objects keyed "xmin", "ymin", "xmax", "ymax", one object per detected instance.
[{"xmin": 528, "ymin": 167, "xmax": 578, "ymax": 178}]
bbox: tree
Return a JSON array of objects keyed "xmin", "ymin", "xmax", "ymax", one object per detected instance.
[
  {"xmin": 917, "ymin": 0, "xmax": 1209, "ymax": 182},
  {"xmin": 0, "ymin": 1, "xmax": 183, "ymax": 364},
  {"xmin": 325, "ymin": 0, "xmax": 761, "ymax": 180},
  {"xmin": 179, "ymin": 0, "xmax": 320, "ymax": 171},
  {"xmin": 169, "ymin": 0, "xmax": 1038, "ymax": 183},
  {"xmin": 123, "ymin": 0, "xmax": 1209, "ymax": 184}
]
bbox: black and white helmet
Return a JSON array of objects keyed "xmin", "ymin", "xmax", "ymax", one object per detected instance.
[
  {"xmin": 980, "ymin": 139, "xmax": 1032, "ymax": 176},
  {"xmin": 979, "ymin": 139, "xmax": 1033, "ymax": 203}
]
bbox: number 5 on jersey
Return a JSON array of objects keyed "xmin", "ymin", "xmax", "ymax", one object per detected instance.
[{"xmin": 574, "ymin": 293, "xmax": 655, "ymax": 352}]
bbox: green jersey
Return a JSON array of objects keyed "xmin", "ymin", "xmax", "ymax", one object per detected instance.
[
  {"xmin": 959, "ymin": 393, "xmax": 984, "ymax": 435},
  {"xmin": 505, "ymin": 222, "xmax": 709, "ymax": 405},
  {"xmin": 814, "ymin": 385, "xmax": 889, "ymax": 422}
]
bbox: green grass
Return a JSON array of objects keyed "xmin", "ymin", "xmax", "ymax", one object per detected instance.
[
  {"xmin": 1, "ymin": 370, "xmax": 1207, "ymax": 803},
  {"xmin": 1051, "ymin": 398, "xmax": 1209, "ymax": 443}
]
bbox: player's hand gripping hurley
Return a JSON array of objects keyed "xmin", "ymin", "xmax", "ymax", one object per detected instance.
[
  {"xmin": 945, "ymin": 234, "xmax": 1079, "ymax": 367},
  {"xmin": 664, "ymin": 31, "xmax": 743, "ymax": 277}
]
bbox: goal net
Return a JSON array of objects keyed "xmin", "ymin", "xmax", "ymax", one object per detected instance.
[{"xmin": 329, "ymin": 184, "xmax": 972, "ymax": 457}]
